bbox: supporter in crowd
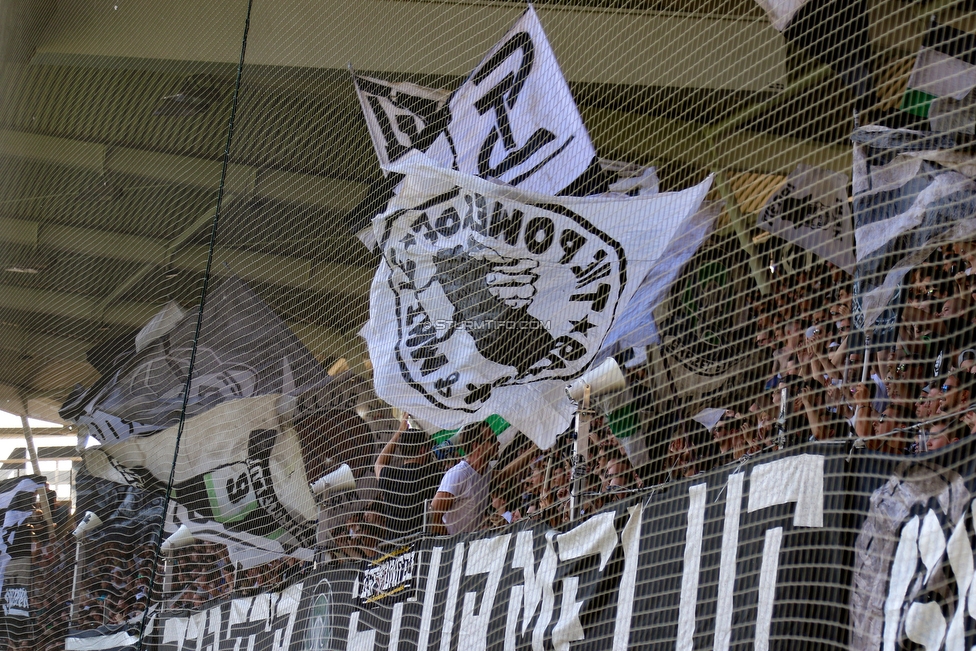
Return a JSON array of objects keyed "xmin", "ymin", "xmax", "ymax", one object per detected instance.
[
  {"xmin": 666, "ymin": 430, "xmax": 701, "ymax": 480},
  {"xmin": 374, "ymin": 412, "xmax": 441, "ymax": 539},
  {"xmin": 428, "ymin": 422, "xmax": 536, "ymax": 535}
]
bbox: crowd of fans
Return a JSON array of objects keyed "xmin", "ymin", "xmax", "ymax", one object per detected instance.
[
  {"xmin": 667, "ymin": 243, "xmax": 976, "ymax": 479},
  {"xmin": 329, "ymin": 409, "xmax": 646, "ymax": 559},
  {"xmin": 333, "ymin": 240, "xmax": 976, "ymax": 549}
]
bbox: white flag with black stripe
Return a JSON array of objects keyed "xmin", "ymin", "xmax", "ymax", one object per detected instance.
[
  {"xmin": 353, "ymin": 74, "xmax": 450, "ymax": 170},
  {"xmin": 429, "ymin": 6, "xmax": 595, "ymax": 193}
]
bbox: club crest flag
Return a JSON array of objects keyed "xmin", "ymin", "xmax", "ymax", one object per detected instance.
[
  {"xmin": 757, "ymin": 163, "xmax": 855, "ymax": 273},
  {"xmin": 365, "ymin": 152, "xmax": 710, "ymax": 448}
]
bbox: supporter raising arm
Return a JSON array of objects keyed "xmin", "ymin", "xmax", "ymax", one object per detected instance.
[
  {"xmin": 374, "ymin": 412, "xmax": 440, "ymax": 539},
  {"xmin": 374, "ymin": 412, "xmax": 409, "ymax": 479},
  {"xmin": 428, "ymin": 423, "xmax": 537, "ymax": 535}
]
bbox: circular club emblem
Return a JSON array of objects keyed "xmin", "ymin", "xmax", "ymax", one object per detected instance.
[
  {"xmin": 299, "ymin": 578, "xmax": 334, "ymax": 651},
  {"xmin": 378, "ymin": 187, "xmax": 626, "ymax": 411}
]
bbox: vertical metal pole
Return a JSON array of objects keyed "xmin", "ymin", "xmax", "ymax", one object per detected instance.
[
  {"xmin": 69, "ymin": 538, "xmax": 83, "ymax": 622},
  {"xmin": 19, "ymin": 409, "xmax": 55, "ymax": 533},
  {"xmin": 570, "ymin": 386, "xmax": 593, "ymax": 522},
  {"xmin": 162, "ymin": 554, "xmax": 174, "ymax": 607}
]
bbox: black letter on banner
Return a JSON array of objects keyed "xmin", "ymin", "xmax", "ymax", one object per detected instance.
[
  {"xmin": 463, "ymin": 194, "xmax": 489, "ymax": 233},
  {"xmin": 477, "ymin": 129, "xmax": 557, "ymax": 180},
  {"xmin": 471, "ymin": 32, "xmax": 534, "ymax": 149},
  {"xmin": 366, "ymin": 96, "xmax": 409, "ymax": 163},
  {"xmin": 436, "ymin": 206, "xmax": 461, "ymax": 237},
  {"xmin": 524, "ymin": 216, "xmax": 555, "ymax": 255},
  {"xmin": 470, "ymin": 32, "xmax": 558, "ymax": 182},
  {"xmin": 488, "ymin": 203, "xmax": 523, "ymax": 245},
  {"xmin": 559, "ymin": 229, "xmax": 586, "ymax": 264}
]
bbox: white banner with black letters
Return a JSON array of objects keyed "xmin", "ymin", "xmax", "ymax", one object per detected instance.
[
  {"xmin": 364, "ymin": 153, "xmax": 710, "ymax": 449},
  {"xmin": 126, "ymin": 439, "xmax": 976, "ymax": 651}
]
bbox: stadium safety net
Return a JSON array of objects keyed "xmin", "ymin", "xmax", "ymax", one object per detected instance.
[{"xmin": 1, "ymin": 0, "xmax": 976, "ymax": 649}]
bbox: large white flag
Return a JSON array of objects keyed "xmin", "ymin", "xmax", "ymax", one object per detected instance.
[
  {"xmin": 364, "ymin": 152, "xmax": 710, "ymax": 449},
  {"xmin": 757, "ymin": 163, "xmax": 855, "ymax": 273},
  {"xmin": 353, "ymin": 7, "xmax": 596, "ymax": 196},
  {"xmin": 593, "ymin": 201, "xmax": 720, "ymax": 366}
]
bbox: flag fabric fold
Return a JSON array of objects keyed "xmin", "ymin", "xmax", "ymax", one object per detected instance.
[
  {"xmin": 593, "ymin": 201, "xmax": 721, "ymax": 366},
  {"xmin": 364, "ymin": 152, "xmax": 710, "ymax": 449},
  {"xmin": 61, "ymin": 277, "xmax": 329, "ymax": 445}
]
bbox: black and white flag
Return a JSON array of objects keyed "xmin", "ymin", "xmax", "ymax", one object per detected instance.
[
  {"xmin": 851, "ymin": 125, "xmax": 976, "ymax": 336},
  {"xmin": 364, "ymin": 152, "xmax": 710, "ymax": 448},
  {"xmin": 353, "ymin": 69, "xmax": 658, "ymax": 200},
  {"xmin": 424, "ymin": 6, "xmax": 596, "ymax": 193},
  {"xmin": 352, "ymin": 6, "xmax": 596, "ymax": 198},
  {"xmin": 758, "ymin": 164, "xmax": 855, "ymax": 273},
  {"xmin": 84, "ymin": 396, "xmax": 317, "ymax": 568},
  {"xmin": 61, "ymin": 277, "xmax": 328, "ymax": 444},
  {"xmin": 353, "ymin": 74, "xmax": 450, "ymax": 170}
]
